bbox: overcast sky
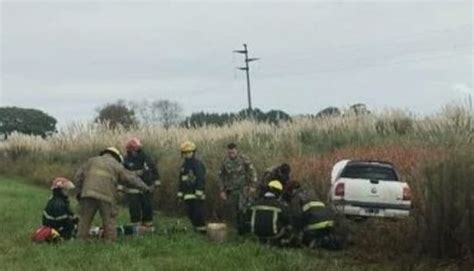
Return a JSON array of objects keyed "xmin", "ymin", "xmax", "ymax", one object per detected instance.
[{"xmin": 1, "ymin": 1, "xmax": 472, "ymax": 124}]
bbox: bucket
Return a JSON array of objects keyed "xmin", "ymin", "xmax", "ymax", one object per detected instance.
[{"xmin": 207, "ymin": 223, "xmax": 228, "ymax": 243}]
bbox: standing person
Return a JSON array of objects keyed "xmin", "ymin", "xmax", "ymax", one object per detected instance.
[
  {"xmin": 74, "ymin": 147, "xmax": 151, "ymax": 242},
  {"xmin": 122, "ymin": 137, "xmax": 160, "ymax": 228},
  {"xmin": 259, "ymin": 163, "xmax": 292, "ymax": 197},
  {"xmin": 218, "ymin": 143, "xmax": 258, "ymax": 233},
  {"xmin": 39, "ymin": 177, "xmax": 78, "ymax": 241},
  {"xmin": 177, "ymin": 141, "xmax": 207, "ymax": 233},
  {"xmin": 249, "ymin": 180, "xmax": 292, "ymax": 246}
]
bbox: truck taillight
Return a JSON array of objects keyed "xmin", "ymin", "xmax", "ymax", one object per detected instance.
[
  {"xmin": 403, "ymin": 187, "xmax": 411, "ymax": 201},
  {"xmin": 335, "ymin": 182, "xmax": 345, "ymax": 197}
]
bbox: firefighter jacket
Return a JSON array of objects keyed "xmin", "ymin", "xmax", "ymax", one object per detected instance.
[
  {"xmin": 249, "ymin": 193, "xmax": 291, "ymax": 238},
  {"xmin": 177, "ymin": 157, "xmax": 206, "ymax": 201},
  {"xmin": 74, "ymin": 154, "xmax": 150, "ymax": 204},
  {"xmin": 42, "ymin": 189, "xmax": 77, "ymax": 238},
  {"xmin": 123, "ymin": 149, "xmax": 160, "ymax": 193}
]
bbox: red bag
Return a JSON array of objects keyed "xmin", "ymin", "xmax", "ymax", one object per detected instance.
[{"xmin": 31, "ymin": 226, "xmax": 61, "ymax": 243}]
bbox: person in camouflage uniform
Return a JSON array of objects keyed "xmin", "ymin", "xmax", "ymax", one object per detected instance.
[
  {"xmin": 259, "ymin": 163, "xmax": 292, "ymax": 197},
  {"xmin": 218, "ymin": 143, "xmax": 257, "ymax": 233}
]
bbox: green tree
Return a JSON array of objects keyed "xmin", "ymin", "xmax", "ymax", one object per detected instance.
[
  {"xmin": 0, "ymin": 107, "xmax": 57, "ymax": 138},
  {"xmin": 95, "ymin": 100, "xmax": 137, "ymax": 129}
]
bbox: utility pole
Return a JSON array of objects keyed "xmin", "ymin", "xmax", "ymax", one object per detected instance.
[{"xmin": 233, "ymin": 43, "xmax": 259, "ymax": 111}]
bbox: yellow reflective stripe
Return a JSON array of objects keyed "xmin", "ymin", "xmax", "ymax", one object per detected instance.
[
  {"xmin": 272, "ymin": 210, "xmax": 278, "ymax": 235},
  {"xmin": 177, "ymin": 192, "xmax": 183, "ymax": 198},
  {"xmin": 304, "ymin": 221, "xmax": 334, "ymax": 231},
  {"xmin": 250, "ymin": 206, "xmax": 282, "ymax": 213},
  {"xmin": 154, "ymin": 180, "xmax": 161, "ymax": 186},
  {"xmin": 302, "ymin": 201, "xmax": 325, "ymax": 212},
  {"xmin": 183, "ymin": 194, "xmax": 197, "ymax": 200},
  {"xmin": 195, "ymin": 190, "xmax": 204, "ymax": 196},
  {"xmin": 43, "ymin": 211, "xmax": 70, "ymax": 221},
  {"xmin": 250, "ymin": 209, "xmax": 256, "ymax": 234}
]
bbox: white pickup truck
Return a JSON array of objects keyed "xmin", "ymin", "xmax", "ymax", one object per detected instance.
[{"xmin": 329, "ymin": 160, "xmax": 411, "ymax": 218}]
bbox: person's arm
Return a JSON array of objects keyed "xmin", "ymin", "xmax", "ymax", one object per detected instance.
[
  {"xmin": 218, "ymin": 163, "xmax": 228, "ymax": 200},
  {"xmin": 244, "ymin": 157, "xmax": 258, "ymax": 193},
  {"xmin": 116, "ymin": 163, "xmax": 150, "ymax": 192},
  {"xmin": 73, "ymin": 162, "xmax": 87, "ymax": 199},
  {"xmin": 194, "ymin": 161, "xmax": 206, "ymax": 199},
  {"xmin": 144, "ymin": 152, "xmax": 161, "ymax": 187}
]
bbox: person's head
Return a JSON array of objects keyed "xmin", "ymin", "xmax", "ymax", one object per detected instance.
[
  {"xmin": 126, "ymin": 137, "xmax": 141, "ymax": 155},
  {"xmin": 100, "ymin": 147, "xmax": 124, "ymax": 163},
  {"xmin": 226, "ymin": 143, "xmax": 238, "ymax": 160},
  {"xmin": 50, "ymin": 177, "xmax": 75, "ymax": 196},
  {"xmin": 267, "ymin": 180, "xmax": 283, "ymax": 198},
  {"xmin": 180, "ymin": 141, "xmax": 196, "ymax": 159},
  {"xmin": 278, "ymin": 163, "xmax": 291, "ymax": 183}
]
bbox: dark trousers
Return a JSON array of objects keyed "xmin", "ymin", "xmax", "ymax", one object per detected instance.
[
  {"xmin": 127, "ymin": 192, "xmax": 154, "ymax": 225},
  {"xmin": 185, "ymin": 199, "xmax": 206, "ymax": 233}
]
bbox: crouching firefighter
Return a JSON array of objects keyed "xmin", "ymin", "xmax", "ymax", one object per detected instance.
[
  {"xmin": 299, "ymin": 198, "xmax": 340, "ymax": 250},
  {"xmin": 249, "ymin": 180, "xmax": 292, "ymax": 246},
  {"xmin": 177, "ymin": 141, "xmax": 207, "ymax": 234},
  {"xmin": 32, "ymin": 177, "xmax": 79, "ymax": 243},
  {"xmin": 122, "ymin": 137, "xmax": 160, "ymax": 228}
]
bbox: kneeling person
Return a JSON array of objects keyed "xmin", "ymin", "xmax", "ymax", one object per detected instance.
[
  {"xmin": 42, "ymin": 177, "xmax": 78, "ymax": 240},
  {"xmin": 249, "ymin": 180, "xmax": 291, "ymax": 246}
]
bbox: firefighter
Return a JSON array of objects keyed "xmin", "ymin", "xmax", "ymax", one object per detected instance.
[
  {"xmin": 218, "ymin": 143, "xmax": 258, "ymax": 233},
  {"xmin": 122, "ymin": 137, "xmax": 160, "ymax": 228},
  {"xmin": 39, "ymin": 177, "xmax": 78, "ymax": 241},
  {"xmin": 249, "ymin": 180, "xmax": 292, "ymax": 246},
  {"xmin": 286, "ymin": 181, "xmax": 340, "ymax": 250},
  {"xmin": 74, "ymin": 147, "xmax": 151, "ymax": 242},
  {"xmin": 177, "ymin": 141, "xmax": 207, "ymax": 233}
]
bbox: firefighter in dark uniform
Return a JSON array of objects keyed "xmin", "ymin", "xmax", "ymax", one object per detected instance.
[
  {"xmin": 285, "ymin": 181, "xmax": 340, "ymax": 250},
  {"xmin": 42, "ymin": 177, "xmax": 78, "ymax": 240},
  {"xmin": 177, "ymin": 141, "xmax": 207, "ymax": 233},
  {"xmin": 249, "ymin": 180, "xmax": 292, "ymax": 246},
  {"xmin": 122, "ymin": 138, "xmax": 160, "ymax": 228}
]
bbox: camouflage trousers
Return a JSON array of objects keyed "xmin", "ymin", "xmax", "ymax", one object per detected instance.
[
  {"xmin": 77, "ymin": 197, "xmax": 118, "ymax": 242},
  {"xmin": 223, "ymin": 190, "xmax": 254, "ymax": 231}
]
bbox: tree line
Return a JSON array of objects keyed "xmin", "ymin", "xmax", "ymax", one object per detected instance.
[{"xmin": 0, "ymin": 100, "xmax": 369, "ymax": 137}]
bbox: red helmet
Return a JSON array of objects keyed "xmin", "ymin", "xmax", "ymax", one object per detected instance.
[
  {"xmin": 51, "ymin": 177, "xmax": 75, "ymax": 190},
  {"xmin": 31, "ymin": 226, "xmax": 61, "ymax": 243},
  {"xmin": 126, "ymin": 137, "xmax": 142, "ymax": 152}
]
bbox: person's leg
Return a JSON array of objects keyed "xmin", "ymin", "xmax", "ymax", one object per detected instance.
[
  {"xmin": 193, "ymin": 200, "xmax": 207, "ymax": 233},
  {"xmin": 76, "ymin": 198, "xmax": 98, "ymax": 240},
  {"xmin": 127, "ymin": 193, "xmax": 142, "ymax": 225},
  {"xmin": 141, "ymin": 192, "xmax": 154, "ymax": 226},
  {"xmin": 99, "ymin": 201, "xmax": 118, "ymax": 242}
]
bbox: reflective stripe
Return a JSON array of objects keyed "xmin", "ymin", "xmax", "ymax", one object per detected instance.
[
  {"xmin": 302, "ymin": 201, "xmax": 325, "ymax": 212},
  {"xmin": 124, "ymin": 188, "xmax": 141, "ymax": 194},
  {"xmin": 250, "ymin": 206, "xmax": 282, "ymax": 213},
  {"xmin": 184, "ymin": 194, "xmax": 197, "ymax": 200},
  {"xmin": 250, "ymin": 205, "xmax": 282, "ymax": 235},
  {"xmin": 195, "ymin": 190, "xmax": 204, "ymax": 197},
  {"xmin": 177, "ymin": 192, "xmax": 183, "ymax": 198},
  {"xmin": 195, "ymin": 226, "xmax": 207, "ymax": 232},
  {"xmin": 43, "ymin": 211, "xmax": 70, "ymax": 221},
  {"xmin": 154, "ymin": 180, "xmax": 161, "ymax": 186},
  {"xmin": 304, "ymin": 220, "xmax": 334, "ymax": 231}
]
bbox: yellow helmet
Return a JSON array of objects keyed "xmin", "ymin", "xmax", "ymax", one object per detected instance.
[
  {"xmin": 180, "ymin": 141, "xmax": 196, "ymax": 153},
  {"xmin": 268, "ymin": 180, "xmax": 283, "ymax": 191},
  {"xmin": 100, "ymin": 147, "xmax": 124, "ymax": 163}
]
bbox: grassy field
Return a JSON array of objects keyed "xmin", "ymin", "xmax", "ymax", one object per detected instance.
[{"xmin": 0, "ymin": 175, "xmax": 463, "ymax": 271}]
